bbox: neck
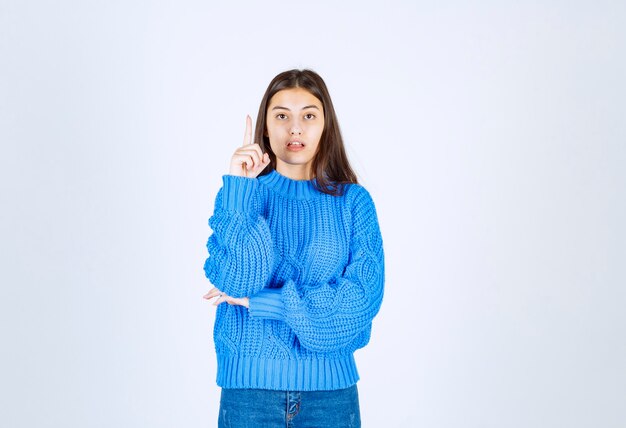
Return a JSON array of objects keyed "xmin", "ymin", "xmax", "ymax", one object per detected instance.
[{"xmin": 275, "ymin": 162, "xmax": 314, "ymax": 181}]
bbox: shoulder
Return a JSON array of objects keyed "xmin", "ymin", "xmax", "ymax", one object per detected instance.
[
  {"xmin": 340, "ymin": 183, "xmax": 381, "ymax": 232},
  {"xmin": 337, "ymin": 185, "xmax": 382, "ymax": 248},
  {"xmin": 342, "ymin": 183, "xmax": 377, "ymax": 209}
]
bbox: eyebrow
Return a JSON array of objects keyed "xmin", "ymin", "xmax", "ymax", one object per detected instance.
[{"xmin": 271, "ymin": 105, "xmax": 320, "ymax": 111}]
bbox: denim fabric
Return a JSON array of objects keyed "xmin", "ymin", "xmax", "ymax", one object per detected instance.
[{"xmin": 218, "ymin": 384, "xmax": 361, "ymax": 427}]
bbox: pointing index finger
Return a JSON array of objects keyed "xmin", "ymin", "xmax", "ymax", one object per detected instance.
[{"xmin": 243, "ymin": 115, "xmax": 253, "ymax": 146}]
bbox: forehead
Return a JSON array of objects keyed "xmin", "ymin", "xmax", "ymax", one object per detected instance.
[{"xmin": 268, "ymin": 87, "xmax": 323, "ymax": 109}]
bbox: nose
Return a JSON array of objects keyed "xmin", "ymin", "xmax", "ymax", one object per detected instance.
[{"xmin": 290, "ymin": 121, "xmax": 302, "ymax": 135}]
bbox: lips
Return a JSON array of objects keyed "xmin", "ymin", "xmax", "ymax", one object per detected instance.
[{"xmin": 286, "ymin": 140, "xmax": 306, "ymax": 151}]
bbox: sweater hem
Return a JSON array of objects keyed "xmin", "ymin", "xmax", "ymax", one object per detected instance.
[{"xmin": 216, "ymin": 353, "xmax": 360, "ymax": 391}]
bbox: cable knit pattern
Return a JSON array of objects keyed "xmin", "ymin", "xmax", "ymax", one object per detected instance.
[{"xmin": 204, "ymin": 170, "xmax": 385, "ymax": 391}]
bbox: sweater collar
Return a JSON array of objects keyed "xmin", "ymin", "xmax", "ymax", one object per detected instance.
[{"xmin": 258, "ymin": 169, "xmax": 320, "ymax": 200}]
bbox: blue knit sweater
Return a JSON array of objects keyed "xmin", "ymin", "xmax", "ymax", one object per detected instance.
[{"xmin": 203, "ymin": 169, "xmax": 385, "ymax": 391}]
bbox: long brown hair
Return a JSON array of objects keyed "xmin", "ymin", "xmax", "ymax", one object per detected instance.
[{"xmin": 254, "ymin": 69, "xmax": 358, "ymax": 196}]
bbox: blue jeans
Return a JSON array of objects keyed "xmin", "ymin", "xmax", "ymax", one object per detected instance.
[{"xmin": 218, "ymin": 384, "xmax": 361, "ymax": 427}]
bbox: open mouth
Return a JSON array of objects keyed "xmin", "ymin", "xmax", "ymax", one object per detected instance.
[{"xmin": 287, "ymin": 141, "xmax": 305, "ymax": 147}]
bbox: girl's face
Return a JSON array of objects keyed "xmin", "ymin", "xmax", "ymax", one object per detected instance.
[{"xmin": 265, "ymin": 87, "xmax": 325, "ymax": 180}]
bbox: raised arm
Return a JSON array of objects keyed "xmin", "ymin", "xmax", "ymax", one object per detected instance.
[
  {"xmin": 203, "ymin": 115, "xmax": 273, "ymax": 298},
  {"xmin": 203, "ymin": 175, "xmax": 275, "ymax": 297}
]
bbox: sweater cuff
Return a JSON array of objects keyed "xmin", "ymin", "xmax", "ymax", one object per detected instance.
[
  {"xmin": 248, "ymin": 288, "xmax": 285, "ymax": 321},
  {"xmin": 220, "ymin": 175, "xmax": 258, "ymax": 212}
]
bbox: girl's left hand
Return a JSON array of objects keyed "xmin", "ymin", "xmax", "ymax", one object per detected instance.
[{"xmin": 203, "ymin": 287, "xmax": 250, "ymax": 308}]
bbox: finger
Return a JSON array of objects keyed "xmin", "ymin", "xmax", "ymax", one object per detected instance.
[
  {"xmin": 232, "ymin": 153, "xmax": 257, "ymax": 170},
  {"xmin": 240, "ymin": 147, "xmax": 267, "ymax": 172},
  {"xmin": 203, "ymin": 288, "xmax": 221, "ymax": 299},
  {"xmin": 203, "ymin": 288, "xmax": 217, "ymax": 298},
  {"xmin": 224, "ymin": 296, "xmax": 241, "ymax": 307},
  {"xmin": 239, "ymin": 143, "xmax": 264, "ymax": 161},
  {"xmin": 252, "ymin": 153, "xmax": 270, "ymax": 173},
  {"xmin": 235, "ymin": 148, "xmax": 262, "ymax": 168},
  {"xmin": 213, "ymin": 294, "xmax": 227, "ymax": 306},
  {"xmin": 247, "ymin": 115, "xmax": 253, "ymax": 145},
  {"xmin": 242, "ymin": 115, "xmax": 253, "ymax": 146}
]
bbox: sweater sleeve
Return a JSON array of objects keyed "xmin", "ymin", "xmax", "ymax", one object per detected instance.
[
  {"xmin": 203, "ymin": 175, "xmax": 274, "ymax": 298},
  {"xmin": 248, "ymin": 186, "xmax": 385, "ymax": 353}
]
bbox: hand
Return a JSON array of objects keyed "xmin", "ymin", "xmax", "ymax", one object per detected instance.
[
  {"xmin": 229, "ymin": 115, "xmax": 271, "ymax": 178},
  {"xmin": 203, "ymin": 287, "xmax": 250, "ymax": 308}
]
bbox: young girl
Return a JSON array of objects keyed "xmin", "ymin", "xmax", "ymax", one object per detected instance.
[{"xmin": 203, "ymin": 69, "xmax": 385, "ymax": 427}]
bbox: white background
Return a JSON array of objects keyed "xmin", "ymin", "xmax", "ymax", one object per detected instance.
[{"xmin": 1, "ymin": 1, "xmax": 625, "ymax": 427}]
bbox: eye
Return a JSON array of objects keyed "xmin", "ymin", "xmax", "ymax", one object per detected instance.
[
  {"xmin": 276, "ymin": 113, "xmax": 288, "ymax": 120},
  {"xmin": 304, "ymin": 113, "xmax": 316, "ymax": 120}
]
